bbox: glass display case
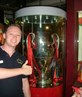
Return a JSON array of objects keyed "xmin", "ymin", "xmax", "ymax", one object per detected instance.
[{"xmin": 15, "ymin": 6, "xmax": 66, "ymax": 97}]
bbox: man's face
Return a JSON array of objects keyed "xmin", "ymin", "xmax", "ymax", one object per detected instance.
[{"xmin": 3, "ymin": 26, "xmax": 22, "ymax": 48}]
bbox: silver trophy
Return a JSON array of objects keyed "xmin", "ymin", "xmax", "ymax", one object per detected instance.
[{"xmin": 27, "ymin": 28, "xmax": 59, "ymax": 88}]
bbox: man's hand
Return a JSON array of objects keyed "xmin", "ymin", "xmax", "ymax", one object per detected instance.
[
  {"xmin": 22, "ymin": 60, "xmax": 32, "ymax": 75},
  {"xmin": 72, "ymin": 87, "xmax": 82, "ymax": 97},
  {"xmin": 78, "ymin": 87, "xmax": 82, "ymax": 96}
]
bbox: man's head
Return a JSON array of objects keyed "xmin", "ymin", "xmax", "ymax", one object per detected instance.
[{"xmin": 3, "ymin": 24, "xmax": 22, "ymax": 48}]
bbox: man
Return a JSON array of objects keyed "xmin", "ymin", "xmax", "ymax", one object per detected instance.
[{"xmin": 0, "ymin": 24, "xmax": 32, "ymax": 97}]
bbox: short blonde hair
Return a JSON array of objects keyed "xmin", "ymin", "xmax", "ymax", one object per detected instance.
[{"xmin": 3, "ymin": 24, "xmax": 21, "ymax": 33}]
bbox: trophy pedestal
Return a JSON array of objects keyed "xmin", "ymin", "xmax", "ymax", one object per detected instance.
[{"xmin": 30, "ymin": 84, "xmax": 63, "ymax": 97}]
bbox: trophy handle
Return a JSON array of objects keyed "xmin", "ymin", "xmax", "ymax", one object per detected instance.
[
  {"xmin": 26, "ymin": 32, "xmax": 35, "ymax": 48},
  {"xmin": 26, "ymin": 32, "xmax": 41, "ymax": 73},
  {"xmin": 51, "ymin": 33, "xmax": 60, "ymax": 59},
  {"xmin": 51, "ymin": 33, "xmax": 59, "ymax": 48}
]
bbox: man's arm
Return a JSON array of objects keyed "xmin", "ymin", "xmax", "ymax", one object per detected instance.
[
  {"xmin": 22, "ymin": 78, "xmax": 31, "ymax": 97},
  {"xmin": 0, "ymin": 60, "xmax": 32, "ymax": 79}
]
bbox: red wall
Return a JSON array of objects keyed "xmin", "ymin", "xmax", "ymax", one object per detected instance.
[{"xmin": 65, "ymin": 0, "xmax": 82, "ymax": 97}]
